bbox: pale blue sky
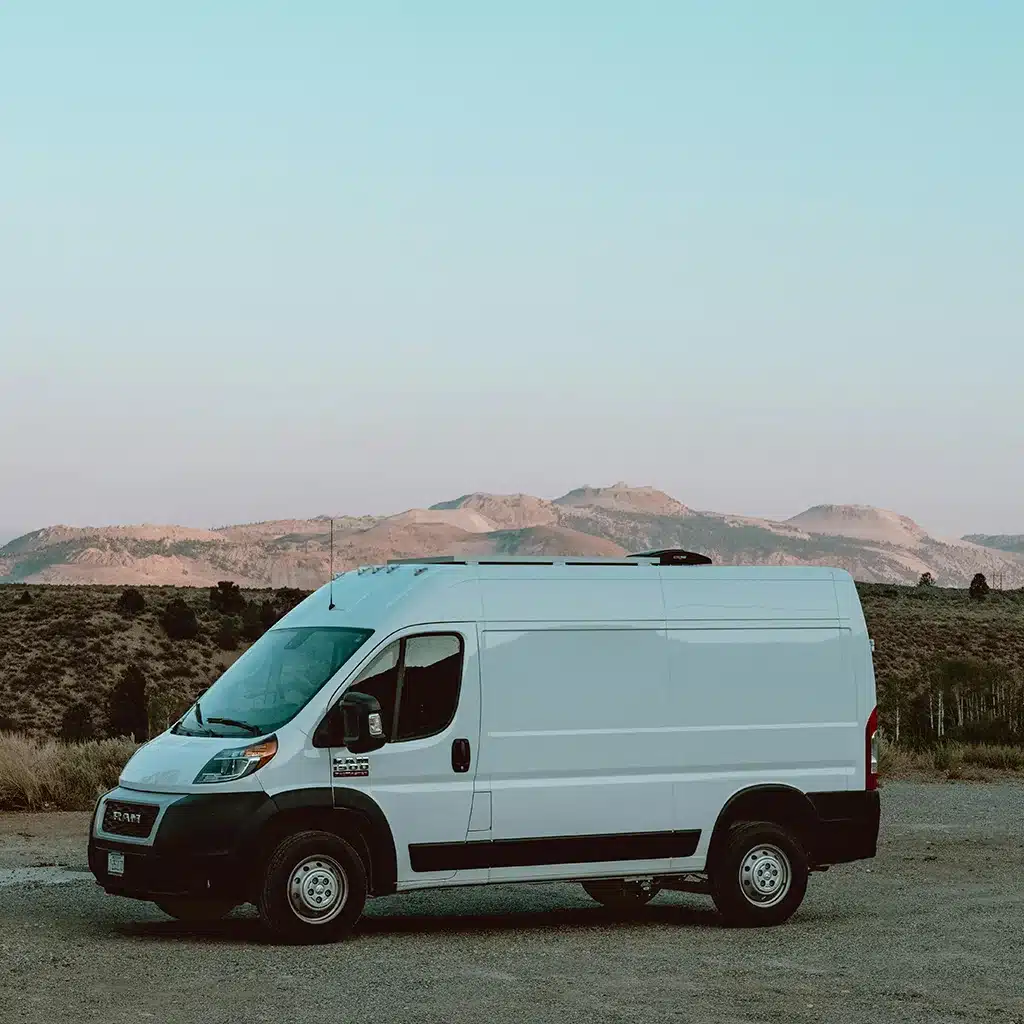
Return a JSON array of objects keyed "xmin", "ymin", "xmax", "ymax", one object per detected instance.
[{"xmin": 1, "ymin": 1, "xmax": 1021, "ymax": 541}]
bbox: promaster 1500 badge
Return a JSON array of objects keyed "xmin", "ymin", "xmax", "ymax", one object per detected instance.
[{"xmin": 332, "ymin": 756, "xmax": 370, "ymax": 779}]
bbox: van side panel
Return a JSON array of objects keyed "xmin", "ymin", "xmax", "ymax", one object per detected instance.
[
  {"xmin": 662, "ymin": 575, "xmax": 841, "ymax": 622},
  {"xmin": 661, "ymin": 576, "xmax": 857, "ymax": 869},
  {"xmin": 478, "ymin": 575, "xmax": 664, "ymax": 622},
  {"xmin": 477, "ymin": 623, "xmax": 685, "ymax": 881}
]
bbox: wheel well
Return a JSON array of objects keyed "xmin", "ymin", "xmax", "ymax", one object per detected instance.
[
  {"xmin": 707, "ymin": 786, "xmax": 817, "ymax": 865},
  {"xmin": 253, "ymin": 808, "xmax": 379, "ymax": 895}
]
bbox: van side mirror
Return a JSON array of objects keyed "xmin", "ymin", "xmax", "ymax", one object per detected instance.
[{"xmin": 313, "ymin": 691, "xmax": 386, "ymax": 753}]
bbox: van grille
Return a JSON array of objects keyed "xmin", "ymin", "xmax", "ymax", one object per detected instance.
[{"xmin": 102, "ymin": 800, "xmax": 159, "ymax": 838}]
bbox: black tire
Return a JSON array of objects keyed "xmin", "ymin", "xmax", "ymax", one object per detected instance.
[
  {"xmin": 155, "ymin": 898, "xmax": 236, "ymax": 922},
  {"xmin": 709, "ymin": 821, "xmax": 808, "ymax": 927},
  {"xmin": 581, "ymin": 879, "xmax": 660, "ymax": 909},
  {"xmin": 258, "ymin": 830, "xmax": 367, "ymax": 944}
]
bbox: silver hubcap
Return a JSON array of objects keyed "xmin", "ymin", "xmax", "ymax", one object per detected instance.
[
  {"xmin": 287, "ymin": 855, "xmax": 348, "ymax": 925},
  {"xmin": 738, "ymin": 844, "xmax": 791, "ymax": 908}
]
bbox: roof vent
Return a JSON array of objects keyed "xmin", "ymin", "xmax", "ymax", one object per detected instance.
[{"xmin": 628, "ymin": 548, "xmax": 711, "ymax": 566}]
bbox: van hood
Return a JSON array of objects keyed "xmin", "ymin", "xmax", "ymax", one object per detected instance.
[{"xmin": 119, "ymin": 730, "xmax": 265, "ymax": 795}]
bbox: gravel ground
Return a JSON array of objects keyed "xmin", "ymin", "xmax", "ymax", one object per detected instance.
[{"xmin": 1, "ymin": 782, "xmax": 1023, "ymax": 1024}]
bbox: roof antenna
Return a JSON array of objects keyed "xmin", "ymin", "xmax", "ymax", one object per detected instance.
[{"xmin": 328, "ymin": 517, "xmax": 336, "ymax": 610}]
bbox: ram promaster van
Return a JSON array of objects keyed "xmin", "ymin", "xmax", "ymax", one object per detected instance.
[{"xmin": 89, "ymin": 551, "xmax": 881, "ymax": 942}]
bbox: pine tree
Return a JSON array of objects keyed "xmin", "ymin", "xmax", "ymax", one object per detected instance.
[{"xmin": 107, "ymin": 664, "xmax": 149, "ymax": 740}]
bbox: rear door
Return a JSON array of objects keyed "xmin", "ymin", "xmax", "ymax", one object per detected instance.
[
  {"xmin": 662, "ymin": 574, "xmax": 851, "ymax": 868},
  {"xmin": 332, "ymin": 624, "xmax": 483, "ymax": 887}
]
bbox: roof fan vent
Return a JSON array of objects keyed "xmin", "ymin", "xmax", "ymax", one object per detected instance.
[{"xmin": 628, "ymin": 548, "xmax": 711, "ymax": 566}]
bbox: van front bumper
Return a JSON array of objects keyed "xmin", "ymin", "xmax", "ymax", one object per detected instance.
[{"xmin": 88, "ymin": 788, "xmax": 274, "ymax": 902}]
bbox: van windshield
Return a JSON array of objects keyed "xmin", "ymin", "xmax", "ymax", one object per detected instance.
[{"xmin": 173, "ymin": 626, "xmax": 373, "ymax": 738}]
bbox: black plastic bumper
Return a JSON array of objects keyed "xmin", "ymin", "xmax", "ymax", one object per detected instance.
[
  {"xmin": 88, "ymin": 789, "xmax": 274, "ymax": 902},
  {"xmin": 806, "ymin": 790, "xmax": 881, "ymax": 865}
]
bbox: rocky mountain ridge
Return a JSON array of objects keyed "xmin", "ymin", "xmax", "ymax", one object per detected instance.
[{"xmin": 2, "ymin": 484, "xmax": 1021, "ymax": 588}]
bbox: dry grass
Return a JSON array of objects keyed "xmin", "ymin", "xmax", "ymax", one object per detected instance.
[
  {"xmin": 878, "ymin": 735, "xmax": 1024, "ymax": 782},
  {"xmin": 0, "ymin": 732, "xmax": 139, "ymax": 811}
]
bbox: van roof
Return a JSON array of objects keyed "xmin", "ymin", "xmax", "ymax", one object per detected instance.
[
  {"xmin": 383, "ymin": 554, "xmax": 660, "ymax": 566},
  {"xmin": 383, "ymin": 548, "xmax": 711, "ymax": 568},
  {"xmin": 339, "ymin": 559, "xmax": 847, "ymax": 581},
  {"xmin": 279, "ymin": 560, "xmax": 854, "ymax": 633}
]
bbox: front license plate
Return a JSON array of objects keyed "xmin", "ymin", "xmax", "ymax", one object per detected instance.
[{"xmin": 107, "ymin": 851, "xmax": 125, "ymax": 876}]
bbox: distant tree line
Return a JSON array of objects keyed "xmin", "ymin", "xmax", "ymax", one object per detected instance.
[
  {"xmin": 917, "ymin": 571, "xmax": 992, "ymax": 600},
  {"xmin": 878, "ymin": 657, "xmax": 1024, "ymax": 747}
]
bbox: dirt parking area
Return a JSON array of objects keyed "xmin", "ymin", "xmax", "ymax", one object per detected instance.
[{"xmin": 1, "ymin": 782, "xmax": 1023, "ymax": 1024}]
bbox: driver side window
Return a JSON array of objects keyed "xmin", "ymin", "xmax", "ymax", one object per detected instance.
[
  {"xmin": 345, "ymin": 633, "xmax": 463, "ymax": 743},
  {"xmin": 346, "ymin": 642, "xmax": 400, "ymax": 738}
]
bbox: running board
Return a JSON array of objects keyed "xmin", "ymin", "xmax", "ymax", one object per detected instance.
[{"xmin": 656, "ymin": 873, "xmax": 710, "ymax": 895}]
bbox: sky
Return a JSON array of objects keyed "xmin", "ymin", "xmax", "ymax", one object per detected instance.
[{"xmin": 1, "ymin": 1, "xmax": 1022, "ymax": 543}]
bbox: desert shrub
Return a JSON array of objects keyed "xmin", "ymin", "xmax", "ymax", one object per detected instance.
[
  {"xmin": 116, "ymin": 587, "xmax": 146, "ymax": 617},
  {"xmin": 0, "ymin": 732, "xmax": 139, "ymax": 810},
  {"xmin": 209, "ymin": 580, "xmax": 246, "ymax": 616},
  {"xmin": 876, "ymin": 735, "xmax": 922, "ymax": 777},
  {"xmin": 107, "ymin": 663, "xmax": 149, "ymax": 740},
  {"xmin": 275, "ymin": 587, "xmax": 309, "ymax": 613},
  {"xmin": 147, "ymin": 690, "xmax": 190, "ymax": 738},
  {"xmin": 160, "ymin": 598, "xmax": 199, "ymax": 641},
  {"xmin": 60, "ymin": 699, "xmax": 97, "ymax": 743},
  {"xmin": 932, "ymin": 744, "xmax": 964, "ymax": 773},
  {"xmin": 215, "ymin": 615, "xmax": 241, "ymax": 651},
  {"xmin": 259, "ymin": 600, "xmax": 281, "ymax": 631},
  {"xmin": 241, "ymin": 602, "xmax": 266, "ymax": 642}
]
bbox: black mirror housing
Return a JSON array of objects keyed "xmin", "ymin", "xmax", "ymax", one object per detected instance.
[
  {"xmin": 313, "ymin": 691, "xmax": 386, "ymax": 753},
  {"xmin": 342, "ymin": 691, "xmax": 387, "ymax": 754}
]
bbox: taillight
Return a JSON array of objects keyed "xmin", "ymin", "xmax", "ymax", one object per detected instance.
[{"xmin": 866, "ymin": 706, "xmax": 878, "ymax": 791}]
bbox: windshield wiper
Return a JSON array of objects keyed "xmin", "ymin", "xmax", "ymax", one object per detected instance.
[
  {"xmin": 205, "ymin": 717, "xmax": 262, "ymax": 736},
  {"xmin": 175, "ymin": 700, "xmax": 215, "ymax": 736}
]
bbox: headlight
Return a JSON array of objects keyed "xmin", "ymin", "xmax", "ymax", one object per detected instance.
[{"xmin": 194, "ymin": 736, "xmax": 278, "ymax": 784}]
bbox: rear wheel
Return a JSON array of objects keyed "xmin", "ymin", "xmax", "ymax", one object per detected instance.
[
  {"xmin": 258, "ymin": 830, "xmax": 367, "ymax": 944},
  {"xmin": 155, "ymin": 898, "xmax": 236, "ymax": 922},
  {"xmin": 709, "ymin": 821, "xmax": 808, "ymax": 927},
  {"xmin": 581, "ymin": 879, "xmax": 660, "ymax": 909}
]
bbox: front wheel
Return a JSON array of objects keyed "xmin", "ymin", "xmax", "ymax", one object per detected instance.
[
  {"xmin": 709, "ymin": 821, "xmax": 808, "ymax": 927},
  {"xmin": 155, "ymin": 898, "xmax": 236, "ymax": 922},
  {"xmin": 258, "ymin": 830, "xmax": 367, "ymax": 944},
  {"xmin": 582, "ymin": 879, "xmax": 660, "ymax": 909}
]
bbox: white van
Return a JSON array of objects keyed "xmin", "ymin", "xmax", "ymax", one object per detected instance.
[{"xmin": 89, "ymin": 551, "xmax": 880, "ymax": 942}]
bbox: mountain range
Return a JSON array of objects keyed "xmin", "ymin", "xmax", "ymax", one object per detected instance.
[{"xmin": 1, "ymin": 484, "xmax": 1021, "ymax": 589}]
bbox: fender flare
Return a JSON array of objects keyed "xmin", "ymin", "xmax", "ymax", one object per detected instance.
[{"xmin": 253, "ymin": 787, "xmax": 398, "ymax": 896}]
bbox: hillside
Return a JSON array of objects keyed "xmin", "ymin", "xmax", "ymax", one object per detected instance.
[
  {"xmin": 2, "ymin": 484, "xmax": 1023, "ymax": 588},
  {"xmin": 0, "ymin": 583, "xmax": 308, "ymax": 741},
  {"xmin": 1, "ymin": 582, "xmax": 1022, "ymax": 749},
  {"xmin": 965, "ymin": 534, "xmax": 1024, "ymax": 555}
]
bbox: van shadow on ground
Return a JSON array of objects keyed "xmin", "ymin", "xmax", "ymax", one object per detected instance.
[{"xmin": 112, "ymin": 900, "xmax": 724, "ymax": 945}]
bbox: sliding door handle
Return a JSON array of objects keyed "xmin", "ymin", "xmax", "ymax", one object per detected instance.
[{"xmin": 451, "ymin": 738, "xmax": 471, "ymax": 773}]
